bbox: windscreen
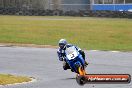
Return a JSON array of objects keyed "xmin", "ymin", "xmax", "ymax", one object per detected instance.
[{"xmin": 66, "ymin": 46, "xmax": 78, "ymax": 60}]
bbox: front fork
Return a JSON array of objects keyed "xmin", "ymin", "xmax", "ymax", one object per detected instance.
[
  {"xmin": 78, "ymin": 67, "xmax": 86, "ymax": 76},
  {"xmin": 74, "ymin": 61, "xmax": 86, "ymax": 75},
  {"xmin": 76, "ymin": 67, "xmax": 87, "ymax": 85}
]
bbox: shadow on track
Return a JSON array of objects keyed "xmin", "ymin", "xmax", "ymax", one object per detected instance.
[{"xmin": 60, "ymin": 78, "xmax": 76, "ymax": 80}]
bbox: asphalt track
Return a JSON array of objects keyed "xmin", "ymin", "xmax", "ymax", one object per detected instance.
[{"xmin": 0, "ymin": 46, "xmax": 132, "ymax": 88}]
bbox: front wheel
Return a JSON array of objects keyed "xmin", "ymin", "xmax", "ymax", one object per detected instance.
[{"xmin": 76, "ymin": 75, "xmax": 86, "ymax": 85}]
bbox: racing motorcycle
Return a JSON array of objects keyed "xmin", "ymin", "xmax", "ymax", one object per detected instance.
[{"xmin": 65, "ymin": 46, "xmax": 87, "ymax": 85}]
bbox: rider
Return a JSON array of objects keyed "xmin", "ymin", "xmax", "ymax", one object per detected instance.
[{"xmin": 57, "ymin": 39, "xmax": 88, "ymax": 71}]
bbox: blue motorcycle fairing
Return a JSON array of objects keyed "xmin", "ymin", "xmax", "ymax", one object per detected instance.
[{"xmin": 66, "ymin": 53, "xmax": 85, "ymax": 73}]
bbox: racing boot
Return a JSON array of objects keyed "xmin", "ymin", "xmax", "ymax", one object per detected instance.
[
  {"xmin": 71, "ymin": 69, "xmax": 74, "ymax": 72},
  {"xmin": 85, "ymin": 61, "xmax": 88, "ymax": 65},
  {"xmin": 63, "ymin": 61, "xmax": 70, "ymax": 70},
  {"xmin": 84, "ymin": 61, "xmax": 88, "ymax": 68}
]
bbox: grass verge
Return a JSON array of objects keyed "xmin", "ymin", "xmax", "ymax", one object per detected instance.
[
  {"xmin": 0, "ymin": 16, "xmax": 132, "ymax": 51},
  {"xmin": 0, "ymin": 74, "xmax": 32, "ymax": 85}
]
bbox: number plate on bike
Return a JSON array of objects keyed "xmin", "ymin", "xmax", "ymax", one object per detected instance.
[{"xmin": 67, "ymin": 51, "xmax": 78, "ymax": 60}]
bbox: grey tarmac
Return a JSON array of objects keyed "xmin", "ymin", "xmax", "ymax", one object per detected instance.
[{"xmin": 0, "ymin": 46, "xmax": 132, "ymax": 88}]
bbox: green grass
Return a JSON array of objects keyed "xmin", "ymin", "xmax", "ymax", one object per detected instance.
[
  {"xmin": 0, "ymin": 74, "xmax": 31, "ymax": 85},
  {"xmin": 0, "ymin": 15, "xmax": 132, "ymax": 51}
]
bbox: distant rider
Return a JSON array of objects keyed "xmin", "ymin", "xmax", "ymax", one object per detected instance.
[{"xmin": 57, "ymin": 39, "xmax": 88, "ymax": 71}]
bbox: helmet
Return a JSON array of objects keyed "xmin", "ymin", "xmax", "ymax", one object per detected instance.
[{"xmin": 58, "ymin": 39, "xmax": 67, "ymax": 49}]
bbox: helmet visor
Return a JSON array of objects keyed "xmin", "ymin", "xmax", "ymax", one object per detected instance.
[{"xmin": 59, "ymin": 43, "xmax": 65, "ymax": 49}]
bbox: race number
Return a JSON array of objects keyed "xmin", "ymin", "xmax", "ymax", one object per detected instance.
[{"xmin": 67, "ymin": 51, "xmax": 78, "ymax": 60}]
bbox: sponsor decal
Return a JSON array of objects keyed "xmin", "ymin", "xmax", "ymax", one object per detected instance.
[{"xmin": 84, "ymin": 74, "xmax": 131, "ymax": 84}]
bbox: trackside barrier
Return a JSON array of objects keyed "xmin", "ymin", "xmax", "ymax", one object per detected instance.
[{"xmin": 0, "ymin": 8, "xmax": 132, "ymax": 18}]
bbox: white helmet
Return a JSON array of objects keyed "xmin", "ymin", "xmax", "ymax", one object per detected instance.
[{"xmin": 58, "ymin": 39, "xmax": 67, "ymax": 49}]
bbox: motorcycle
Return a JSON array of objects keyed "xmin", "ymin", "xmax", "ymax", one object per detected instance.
[
  {"xmin": 65, "ymin": 46, "xmax": 87, "ymax": 85},
  {"xmin": 64, "ymin": 46, "xmax": 131, "ymax": 85}
]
